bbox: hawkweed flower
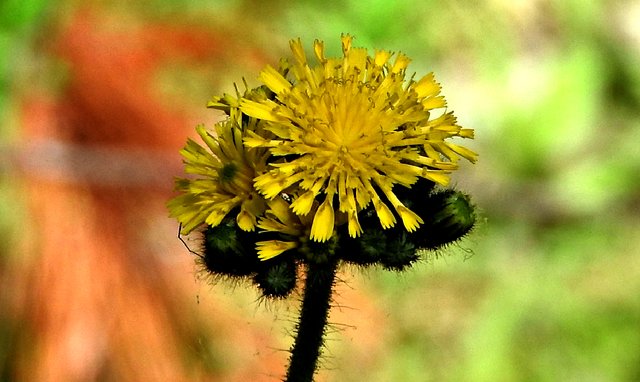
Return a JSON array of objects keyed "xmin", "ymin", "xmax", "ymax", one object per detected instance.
[
  {"xmin": 168, "ymin": 35, "xmax": 480, "ymax": 382},
  {"xmin": 167, "ymin": 107, "xmax": 269, "ymax": 234},
  {"xmin": 240, "ymin": 34, "xmax": 477, "ymax": 242}
]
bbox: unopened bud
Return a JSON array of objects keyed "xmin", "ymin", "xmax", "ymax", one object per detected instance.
[
  {"xmin": 254, "ymin": 258, "xmax": 297, "ymax": 298},
  {"xmin": 202, "ymin": 219, "xmax": 259, "ymax": 278},
  {"xmin": 414, "ymin": 189, "xmax": 476, "ymax": 250}
]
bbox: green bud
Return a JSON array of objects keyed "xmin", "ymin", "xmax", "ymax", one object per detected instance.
[
  {"xmin": 378, "ymin": 231, "xmax": 419, "ymax": 272},
  {"xmin": 254, "ymin": 258, "xmax": 297, "ymax": 298},
  {"xmin": 413, "ymin": 189, "xmax": 476, "ymax": 250},
  {"xmin": 341, "ymin": 229, "xmax": 419, "ymax": 272},
  {"xmin": 202, "ymin": 219, "xmax": 259, "ymax": 278}
]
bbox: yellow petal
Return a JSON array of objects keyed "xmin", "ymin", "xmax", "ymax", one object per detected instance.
[
  {"xmin": 266, "ymin": 197, "xmax": 294, "ymax": 222},
  {"xmin": 421, "ymin": 170, "xmax": 450, "ymax": 186},
  {"xmin": 374, "ymin": 49, "xmax": 392, "ymax": 67},
  {"xmin": 310, "ymin": 198, "xmax": 335, "ymax": 242},
  {"xmin": 290, "ymin": 190, "xmax": 317, "ymax": 215},
  {"xmin": 391, "ymin": 53, "xmax": 411, "ymax": 73},
  {"xmin": 380, "ymin": 189, "xmax": 423, "ymax": 232},
  {"xmin": 447, "ymin": 143, "xmax": 479, "ymax": 163},
  {"xmin": 347, "ymin": 211, "xmax": 362, "ymax": 238},
  {"xmin": 257, "ymin": 216, "xmax": 299, "ymax": 236},
  {"xmin": 272, "ymin": 161, "xmax": 300, "ymax": 175},
  {"xmin": 341, "ymin": 34, "xmax": 353, "ymax": 55},
  {"xmin": 257, "ymin": 172, "xmax": 305, "ymax": 199},
  {"xmin": 313, "ymin": 39, "xmax": 325, "ymax": 62},
  {"xmin": 204, "ymin": 209, "xmax": 227, "ymax": 228},
  {"xmin": 413, "ymin": 72, "xmax": 441, "ymax": 98},
  {"xmin": 459, "ymin": 128, "xmax": 475, "ymax": 138},
  {"xmin": 207, "ymin": 93, "xmax": 240, "ymax": 109},
  {"xmin": 260, "ymin": 65, "xmax": 292, "ymax": 94},
  {"xmin": 373, "ymin": 199, "xmax": 396, "ymax": 229},
  {"xmin": 396, "ymin": 206, "xmax": 423, "ymax": 232},
  {"xmin": 236, "ymin": 209, "xmax": 256, "ymax": 231},
  {"xmin": 257, "ymin": 240, "xmax": 297, "ymax": 260},
  {"xmin": 240, "ymin": 99, "xmax": 285, "ymax": 122},
  {"xmin": 243, "ymin": 130, "xmax": 290, "ymax": 149},
  {"xmin": 422, "ymin": 96, "xmax": 446, "ymax": 109},
  {"xmin": 290, "ymin": 38, "xmax": 307, "ymax": 64}
]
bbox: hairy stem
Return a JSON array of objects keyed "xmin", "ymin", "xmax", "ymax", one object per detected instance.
[{"xmin": 285, "ymin": 260, "xmax": 338, "ymax": 382}]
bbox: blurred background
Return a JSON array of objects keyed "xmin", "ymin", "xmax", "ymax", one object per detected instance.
[{"xmin": 1, "ymin": 0, "xmax": 639, "ymax": 381}]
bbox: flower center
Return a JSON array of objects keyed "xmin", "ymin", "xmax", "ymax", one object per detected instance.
[{"xmin": 219, "ymin": 162, "xmax": 238, "ymax": 183}]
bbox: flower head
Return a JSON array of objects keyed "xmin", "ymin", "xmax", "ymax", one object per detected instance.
[
  {"xmin": 168, "ymin": 105, "xmax": 269, "ymax": 235},
  {"xmin": 240, "ymin": 35, "xmax": 477, "ymax": 242}
]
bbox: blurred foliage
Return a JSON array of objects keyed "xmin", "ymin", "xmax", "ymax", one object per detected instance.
[
  {"xmin": 0, "ymin": 1, "xmax": 51, "ymax": 380},
  {"xmin": 0, "ymin": 0, "xmax": 50, "ymax": 130},
  {"xmin": 1, "ymin": 0, "xmax": 639, "ymax": 381}
]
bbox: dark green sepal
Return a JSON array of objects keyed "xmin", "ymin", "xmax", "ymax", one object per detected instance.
[{"xmin": 253, "ymin": 257, "xmax": 297, "ymax": 298}]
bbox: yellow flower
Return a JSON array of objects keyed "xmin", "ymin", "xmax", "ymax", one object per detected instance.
[
  {"xmin": 168, "ymin": 107, "xmax": 269, "ymax": 235},
  {"xmin": 240, "ymin": 35, "xmax": 477, "ymax": 242}
]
